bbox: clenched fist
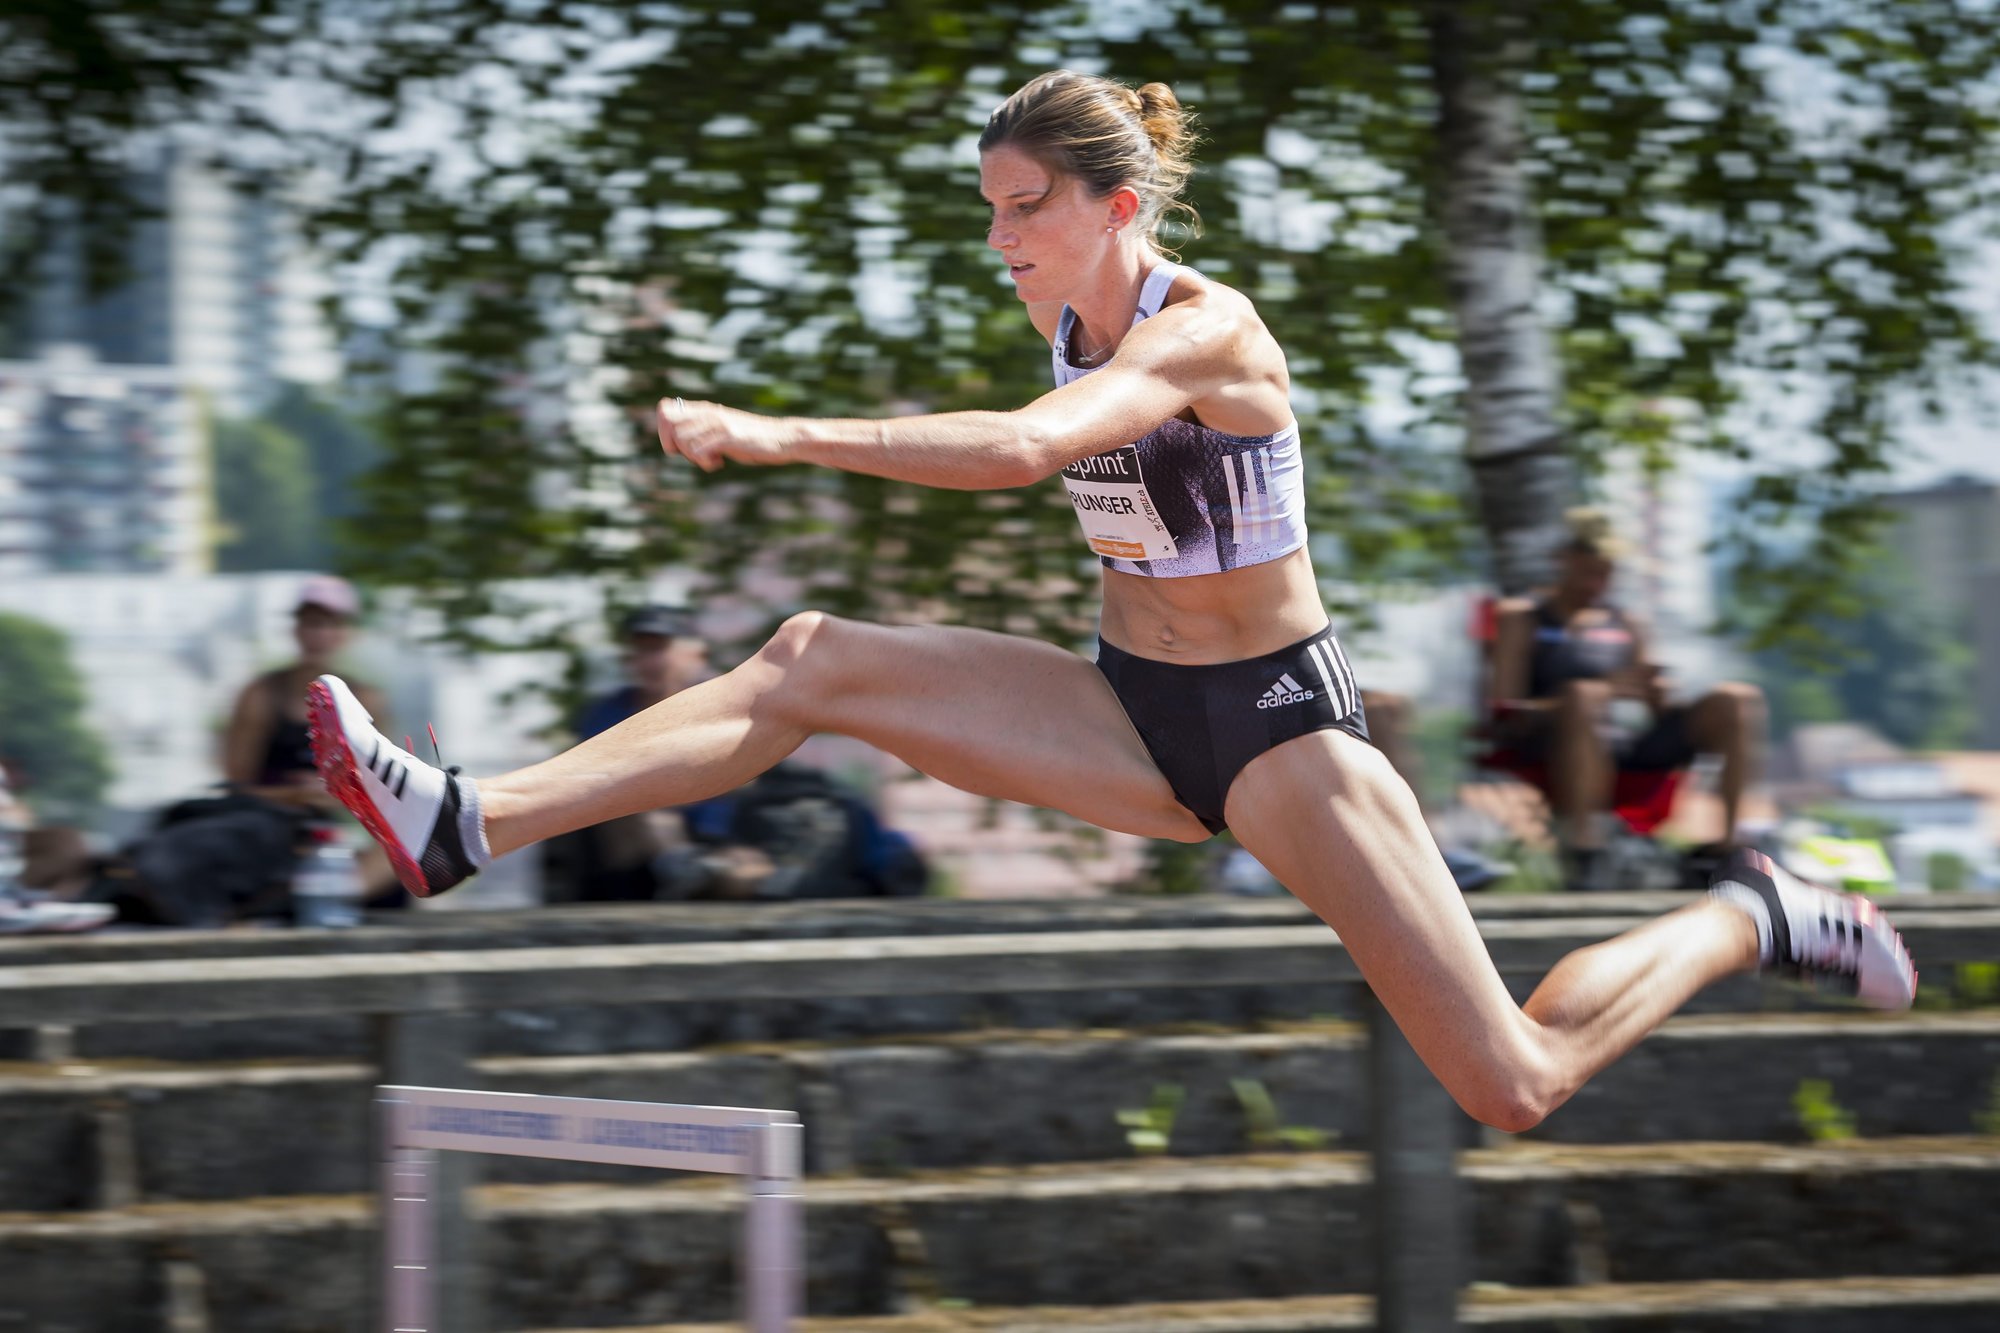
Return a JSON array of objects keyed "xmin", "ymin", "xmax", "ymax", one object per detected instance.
[{"xmin": 657, "ymin": 398, "xmax": 798, "ymax": 472}]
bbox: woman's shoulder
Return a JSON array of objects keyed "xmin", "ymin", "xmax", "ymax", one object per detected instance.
[
  {"xmin": 1162, "ymin": 263, "xmax": 1256, "ymax": 319},
  {"xmin": 1157, "ymin": 264, "xmax": 1273, "ymax": 358},
  {"xmin": 1152, "ymin": 264, "xmax": 1285, "ymax": 394},
  {"xmin": 239, "ymin": 665, "xmax": 293, "ymax": 702}
]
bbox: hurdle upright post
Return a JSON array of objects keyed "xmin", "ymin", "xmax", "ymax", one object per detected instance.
[
  {"xmin": 745, "ymin": 1119, "xmax": 805, "ymax": 1332},
  {"xmin": 1367, "ymin": 989, "xmax": 1466, "ymax": 1332},
  {"xmin": 375, "ymin": 1013, "xmax": 479, "ymax": 1333},
  {"xmin": 380, "ymin": 1096, "xmax": 436, "ymax": 1333}
]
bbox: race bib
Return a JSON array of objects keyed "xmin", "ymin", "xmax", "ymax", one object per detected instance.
[{"xmin": 1060, "ymin": 445, "xmax": 1179, "ymax": 562}]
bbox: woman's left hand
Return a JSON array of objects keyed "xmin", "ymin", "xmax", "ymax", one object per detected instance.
[{"xmin": 657, "ymin": 399, "xmax": 796, "ymax": 472}]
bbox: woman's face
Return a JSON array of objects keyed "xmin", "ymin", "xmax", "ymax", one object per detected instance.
[
  {"xmin": 980, "ymin": 144, "xmax": 1129, "ymax": 303},
  {"xmin": 293, "ymin": 606, "xmax": 351, "ymax": 665}
]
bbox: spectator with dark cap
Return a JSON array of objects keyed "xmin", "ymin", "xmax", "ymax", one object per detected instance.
[
  {"xmin": 574, "ymin": 604, "xmax": 707, "ymax": 742},
  {"xmin": 552, "ymin": 605, "xmax": 928, "ymax": 903},
  {"xmin": 553, "ymin": 605, "xmax": 772, "ymax": 900}
]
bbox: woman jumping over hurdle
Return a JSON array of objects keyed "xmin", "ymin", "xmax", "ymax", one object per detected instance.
[{"xmin": 310, "ymin": 70, "xmax": 1913, "ymax": 1133}]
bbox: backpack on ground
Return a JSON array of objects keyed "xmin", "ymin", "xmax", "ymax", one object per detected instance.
[
  {"xmin": 721, "ymin": 763, "xmax": 927, "ymax": 900},
  {"xmin": 90, "ymin": 790, "xmax": 308, "ymax": 927}
]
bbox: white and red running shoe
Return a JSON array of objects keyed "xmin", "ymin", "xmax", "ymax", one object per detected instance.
[
  {"xmin": 1710, "ymin": 848, "xmax": 1917, "ymax": 1009},
  {"xmin": 306, "ymin": 674, "xmax": 483, "ymax": 898}
]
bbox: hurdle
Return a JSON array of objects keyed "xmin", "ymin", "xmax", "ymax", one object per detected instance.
[{"xmin": 377, "ymin": 1085, "xmax": 804, "ymax": 1332}]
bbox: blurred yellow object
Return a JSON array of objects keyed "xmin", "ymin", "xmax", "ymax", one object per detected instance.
[{"xmin": 1794, "ymin": 835, "xmax": 1900, "ymax": 896}]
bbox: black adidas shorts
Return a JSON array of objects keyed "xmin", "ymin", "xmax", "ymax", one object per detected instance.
[{"xmin": 1095, "ymin": 623, "xmax": 1371, "ymax": 836}]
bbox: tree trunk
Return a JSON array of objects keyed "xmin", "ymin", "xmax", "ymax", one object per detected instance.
[{"xmin": 1427, "ymin": 0, "xmax": 1579, "ymax": 595}]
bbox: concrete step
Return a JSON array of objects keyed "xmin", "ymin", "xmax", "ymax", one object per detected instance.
[
  {"xmin": 23, "ymin": 967, "xmax": 1912, "ymax": 1064},
  {"xmin": 531, "ymin": 1274, "xmax": 2000, "ymax": 1332},
  {"xmin": 2, "ymin": 1138, "xmax": 1995, "ymax": 1331},
  {"xmin": 9, "ymin": 891, "xmax": 1986, "ymax": 966},
  {"xmin": 7, "ymin": 1011, "xmax": 1998, "ymax": 1209},
  {"xmin": 10, "ymin": 895, "xmax": 1984, "ymax": 1063},
  {"xmin": 13, "ymin": 890, "xmax": 1988, "ymax": 966}
]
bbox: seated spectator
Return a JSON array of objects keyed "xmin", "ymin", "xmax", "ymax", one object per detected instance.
[
  {"xmin": 46, "ymin": 575, "xmax": 398, "ymax": 930},
  {"xmin": 218, "ymin": 575, "xmax": 402, "ymax": 907},
  {"xmin": 1487, "ymin": 509, "xmax": 1765, "ymax": 887},
  {"xmin": 549, "ymin": 606, "xmax": 927, "ymax": 903},
  {"xmin": 223, "ymin": 576, "xmax": 380, "ymax": 810},
  {"xmin": 0, "ymin": 754, "xmax": 113, "ymax": 934},
  {"xmin": 554, "ymin": 605, "xmax": 771, "ymax": 901},
  {"xmin": 574, "ymin": 604, "xmax": 709, "ymax": 741}
]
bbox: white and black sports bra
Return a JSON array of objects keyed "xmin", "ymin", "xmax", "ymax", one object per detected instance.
[{"xmin": 1051, "ymin": 263, "xmax": 1309, "ymax": 579}]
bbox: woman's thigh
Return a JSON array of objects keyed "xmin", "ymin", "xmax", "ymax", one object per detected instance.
[
  {"xmin": 791, "ymin": 616, "xmax": 1208, "ymax": 843},
  {"xmin": 1222, "ymin": 728, "xmax": 1538, "ymax": 1084}
]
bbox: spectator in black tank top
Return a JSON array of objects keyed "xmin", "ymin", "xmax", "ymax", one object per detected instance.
[
  {"xmin": 1489, "ymin": 510, "xmax": 1766, "ymax": 880},
  {"xmin": 221, "ymin": 576, "xmax": 402, "ymax": 901}
]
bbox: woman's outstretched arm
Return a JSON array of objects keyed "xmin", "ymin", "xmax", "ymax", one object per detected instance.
[{"xmin": 656, "ymin": 300, "xmax": 1256, "ymax": 490}]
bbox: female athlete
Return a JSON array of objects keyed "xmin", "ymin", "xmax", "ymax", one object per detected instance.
[{"xmin": 310, "ymin": 70, "xmax": 1913, "ymax": 1132}]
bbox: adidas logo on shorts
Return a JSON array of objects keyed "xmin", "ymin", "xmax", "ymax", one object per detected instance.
[{"xmin": 1256, "ymin": 673, "xmax": 1315, "ymax": 709}]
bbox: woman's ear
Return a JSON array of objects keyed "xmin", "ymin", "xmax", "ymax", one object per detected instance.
[{"xmin": 1107, "ymin": 185, "xmax": 1141, "ymax": 232}]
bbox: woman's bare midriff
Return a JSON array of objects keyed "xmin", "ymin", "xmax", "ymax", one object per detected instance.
[{"xmin": 1098, "ymin": 547, "xmax": 1330, "ymax": 664}]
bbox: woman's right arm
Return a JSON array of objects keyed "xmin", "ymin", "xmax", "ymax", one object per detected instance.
[
  {"xmin": 220, "ymin": 679, "xmax": 270, "ymax": 788},
  {"xmin": 656, "ymin": 297, "xmax": 1261, "ymax": 491}
]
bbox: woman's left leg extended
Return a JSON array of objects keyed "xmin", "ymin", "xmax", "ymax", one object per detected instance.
[{"xmin": 1223, "ymin": 729, "xmax": 1760, "ymax": 1131}]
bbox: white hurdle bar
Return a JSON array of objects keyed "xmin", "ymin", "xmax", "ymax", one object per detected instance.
[{"xmin": 377, "ymin": 1085, "xmax": 804, "ymax": 1332}]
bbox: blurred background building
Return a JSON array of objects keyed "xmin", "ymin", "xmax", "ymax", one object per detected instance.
[
  {"xmin": 0, "ymin": 144, "xmax": 339, "ymax": 579},
  {"xmin": 1883, "ymin": 474, "xmax": 2000, "ymax": 748},
  {"xmin": 0, "ymin": 350, "xmax": 203, "ymax": 574}
]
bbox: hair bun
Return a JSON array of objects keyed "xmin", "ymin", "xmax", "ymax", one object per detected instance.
[{"xmin": 1135, "ymin": 83, "xmax": 1194, "ymax": 164}]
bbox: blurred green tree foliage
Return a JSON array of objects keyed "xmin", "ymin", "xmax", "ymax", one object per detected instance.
[
  {"xmin": 6, "ymin": 1, "xmax": 1995, "ymax": 659},
  {"xmin": 213, "ymin": 415, "xmax": 319, "ymax": 571},
  {"xmin": 264, "ymin": 383, "xmax": 382, "ymax": 544},
  {"xmin": 0, "ymin": 612, "xmax": 111, "ymax": 820},
  {"xmin": 309, "ymin": 0, "xmax": 2000, "ymax": 655},
  {"xmin": 1753, "ymin": 552, "xmax": 1976, "ymax": 749},
  {"xmin": 211, "ymin": 385, "xmax": 380, "ymax": 570},
  {"xmin": 0, "ymin": 0, "xmax": 288, "ymax": 318}
]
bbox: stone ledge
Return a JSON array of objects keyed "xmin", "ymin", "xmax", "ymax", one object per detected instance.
[
  {"xmin": 6, "ymin": 1011, "xmax": 1999, "ymax": 1209},
  {"xmin": 8, "ymin": 1135, "xmax": 1995, "ymax": 1227},
  {"xmin": 5, "ymin": 913, "xmax": 1997, "ymax": 1031},
  {"xmin": 1, "ymin": 890, "xmax": 1987, "ymax": 968},
  {"xmin": 2, "ymin": 1138, "xmax": 1997, "ymax": 1329},
  {"xmin": 537, "ymin": 1274, "xmax": 2000, "ymax": 1332}
]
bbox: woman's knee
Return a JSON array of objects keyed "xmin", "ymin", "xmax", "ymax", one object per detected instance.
[
  {"xmin": 758, "ymin": 609, "xmax": 836, "ymax": 666},
  {"xmin": 1445, "ymin": 1038, "xmax": 1565, "ymax": 1133},
  {"xmin": 747, "ymin": 610, "xmax": 860, "ymax": 716}
]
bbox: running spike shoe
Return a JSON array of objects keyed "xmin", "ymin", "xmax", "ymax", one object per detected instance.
[
  {"xmin": 1711, "ymin": 847, "xmax": 1917, "ymax": 1010},
  {"xmin": 306, "ymin": 675, "xmax": 481, "ymax": 898}
]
